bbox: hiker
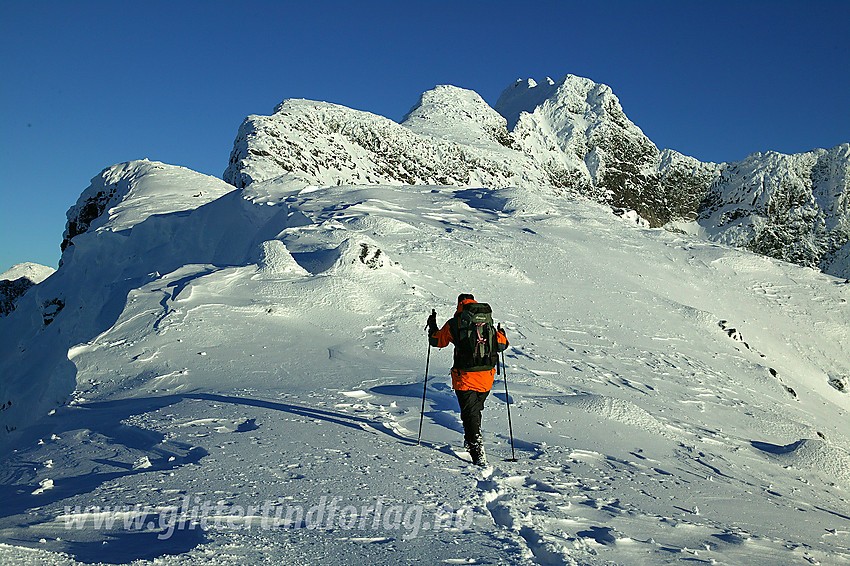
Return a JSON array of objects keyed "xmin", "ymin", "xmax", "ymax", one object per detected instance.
[{"xmin": 427, "ymin": 294, "xmax": 509, "ymax": 466}]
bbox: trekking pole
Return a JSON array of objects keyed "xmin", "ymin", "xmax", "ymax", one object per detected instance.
[
  {"xmin": 499, "ymin": 324, "xmax": 517, "ymax": 462},
  {"xmin": 418, "ymin": 310, "xmax": 436, "ymax": 446}
]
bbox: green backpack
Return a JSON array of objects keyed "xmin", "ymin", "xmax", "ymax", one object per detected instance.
[{"xmin": 452, "ymin": 303, "xmax": 499, "ymax": 372}]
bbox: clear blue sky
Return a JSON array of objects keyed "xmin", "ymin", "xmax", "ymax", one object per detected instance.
[{"xmin": 1, "ymin": 0, "xmax": 848, "ymax": 271}]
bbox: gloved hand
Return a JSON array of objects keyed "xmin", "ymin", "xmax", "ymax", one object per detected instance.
[
  {"xmin": 497, "ymin": 323, "xmax": 509, "ymax": 350},
  {"xmin": 426, "ymin": 309, "xmax": 437, "ymax": 334}
]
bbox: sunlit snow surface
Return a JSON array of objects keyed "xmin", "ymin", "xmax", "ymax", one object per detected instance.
[
  {"xmin": 0, "ymin": 263, "xmax": 55, "ymax": 284},
  {"xmin": 1, "ymin": 162, "xmax": 849, "ymax": 565}
]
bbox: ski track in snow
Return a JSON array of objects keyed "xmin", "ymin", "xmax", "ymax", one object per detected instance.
[{"xmin": 1, "ymin": 173, "xmax": 849, "ymax": 565}]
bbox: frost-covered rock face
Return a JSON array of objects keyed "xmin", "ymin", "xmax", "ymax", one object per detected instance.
[
  {"xmin": 0, "ymin": 278, "xmax": 35, "ymax": 317},
  {"xmin": 497, "ymin": 75, "xmax": 722, "ymax": 225},
  {"xmin": 224, "ymin": 75, "xmax": 720, "ymax": 228},
  {"xmin": 224, "ymin": 73, "xmax": 848, "ymax": 277},
  {"xmin": 699, "ymin": 144, "xmax": 850, "ymax": 278},
  {"xmin": 223, "ymin": 94, "xmax": 546, "ymax": 191}
]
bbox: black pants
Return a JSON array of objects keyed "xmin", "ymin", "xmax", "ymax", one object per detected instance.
[{"xmin": 455, "ymin": 390, "xmax": 490, "ymax": 445}]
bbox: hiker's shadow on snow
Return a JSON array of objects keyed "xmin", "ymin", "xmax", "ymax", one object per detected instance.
[
  {"xmin": 186, "ymin": 393, "xmax": 418, "ymax": 445},
  {"xmin": 370, "ymin": 381, "xmax": 456, "ymax": 411},
  {"xmin": 492, "ymin": 390, "xmax": 516, "ymax": 405},
  {"xmin": 1, "ymin": 392, "xmax": 418, "ymax": 523},
  {"xmin": 0, "ymin": 396, "xmax": 205, "ymax": 520},
  {"xmin": 186, "ymin": 393, "xmax": 477, "ymax": 469},
  {"xmin": 0, "ymin": 390, "xmax": 431, "ymax": 563},
  {"xmin": 370, "ymin": 383, "xmax": 540, "ymax": 461},
  {"xmin": 26, "ymin": 524, "xmax": 206, "ymax": 565},
  {"xmin": 370, "ymin": 382, "xmax": 464, "ymax": 435}
]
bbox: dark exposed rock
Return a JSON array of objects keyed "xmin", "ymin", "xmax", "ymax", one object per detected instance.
[{"xmin": 0, "ymin": 277, "xmax": 35, "ymax": 316}]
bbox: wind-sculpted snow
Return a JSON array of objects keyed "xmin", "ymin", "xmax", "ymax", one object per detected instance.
[
  {"xmin": 2, "ymin": 159, "xmax": 850, "ymax": 564},
  {"xmin": 62, "ymin": 160, "xmax": 234, "ymax": 252}
]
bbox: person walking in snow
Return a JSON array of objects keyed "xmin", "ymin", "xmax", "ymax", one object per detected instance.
[{"xmin": 427, "ymin": 294, "xmax": 509, "ymax": 466}]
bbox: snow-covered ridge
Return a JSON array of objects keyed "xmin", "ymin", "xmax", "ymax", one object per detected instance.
[
  {"xmin": 699, "ymin": 143, "xmax": 850, "ymax": 277},
  {"xmin": 62, "ymin": 160, "xmax": 234, "ymax": 252},
  {"xmin": 223, "ymin": 74, "xmax": 849, "ymax": 278},
  {"xmin": 224, "ymin": 75, "xmax": 696, "ymax": 226},
  {"xmin": 222, "ymin": 96, "xmax": 547, "ymax": 193}
]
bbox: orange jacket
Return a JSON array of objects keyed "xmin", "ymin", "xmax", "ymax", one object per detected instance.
[{"xmin": 430, "ymin": 299, "xmax": 509, "ymax": 392}]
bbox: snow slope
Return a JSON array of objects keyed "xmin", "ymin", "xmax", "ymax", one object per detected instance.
[
  {"xmin": 0, "ymin": 161, "xmax": 235, "ymax": 438},
  {"xmin": 1, "ymin": 161, "xmax": 849, "ymax": 565}
]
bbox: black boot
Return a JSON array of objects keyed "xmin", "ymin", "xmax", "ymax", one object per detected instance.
[{"xmin": 468, "ymin": 435, "xmax": 486, "ymax": 466}]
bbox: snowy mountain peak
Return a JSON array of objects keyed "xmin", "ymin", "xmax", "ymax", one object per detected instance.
[
  {"xmin": 495, "ymin": 74, "xmax": 622, "ymax": 130},
  {"xmin": 401, "ymin": 84, "xmax": 509, "ymax": 146},
  {"xmin": 501, "ymin": 74, "xmax": 645, "ymax": 144},
  {"xmin": 62, "ymin": 160, "xmax": 234, "ymax": 252},
  {"xmin": 402, "ymin": 84, "xmax": 493, "ymax": 122},
  {"xmin": 0, "ymin": 262, "xmax": 55, "ymax": 284},
  {"xmin": 495, "ymin": 76, "xmax": 560, "ymax": 129},
  {"xmin": 495, "ymin": 74, "xmax": 677, "ymax": 222}
]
